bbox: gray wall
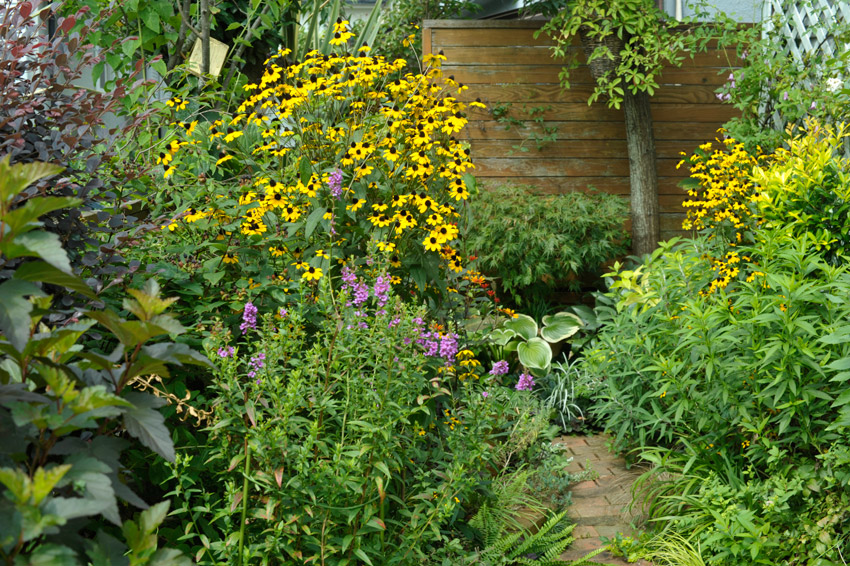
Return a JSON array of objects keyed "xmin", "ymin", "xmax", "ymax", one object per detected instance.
[
  {"xmin": 667, "ymin": 0, "xmax": 762, "ymax": 23},
  {"xmin": 472, "ymin": 0, "xmax": 762, "ymax": 22}
]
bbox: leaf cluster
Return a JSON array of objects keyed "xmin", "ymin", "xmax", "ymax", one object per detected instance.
[
  {"xmin": 0, "ymin": 3, "xmax": 162, "ymax": 312},
  {"xmin": 0, "ymin": 160, "xmax": 210, "ymax": 564},
  {"xmin": 530, "ymin": 0, "xmax": 721, "ymax": 109},
  {"xmin": 466, "ymin": 184, "xmax": 630, "ymax": 306},
  {"xmin": 585, "ymin": 122, "xmax": 850, "ymax": 563}
]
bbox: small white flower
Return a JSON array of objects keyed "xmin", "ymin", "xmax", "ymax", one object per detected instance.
[{"xmin": 826, "ymin": 77, "xmax": 842, "ymax": 92}]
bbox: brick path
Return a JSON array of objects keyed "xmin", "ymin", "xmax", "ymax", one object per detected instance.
[{"xmin": 554, "ymin": 434, "xmax": 653, "ymax": 565}]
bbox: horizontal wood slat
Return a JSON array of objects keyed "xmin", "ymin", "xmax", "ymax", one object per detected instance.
[
  {"xmin": 460, "ymin": 121, "xmax": 725, "ymax": 141},
  {"xmin": 424, "ymin": 20, "xmax": 739, "ymax": 250},
  {"xmin": 470, "ymin": 139, "xmax": 708, "ymax": 159},
  {"xmin": 456, "ymin": 84, "xmax": 727, "ymax": 104},
  {"xmin": 467, "ymin": 103, "xmax": 737, "ymax": 123},
  {"xmin": 437, "ymin": 46, "xmax": 742, "ymax": 68},
  {"xmin": 442, "ymin": 65, "xmax": 729, "ymax": 86}
]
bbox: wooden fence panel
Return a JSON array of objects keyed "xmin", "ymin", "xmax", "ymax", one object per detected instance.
[{"xmin": 424, "ymin": 20, "xmax": 741, "ymax": 242}]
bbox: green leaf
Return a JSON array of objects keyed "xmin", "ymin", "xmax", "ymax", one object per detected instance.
[
  {"xmin": 14, "ymin": 261, "xmax": 96, "ymax": 299},
  {"xmin": 0, "ymin": 467, "xmax": 31, "ymax": 503},
  {"xmin": 299, "ymin": 156, "xmax": 312, "ymax": 184},
  {"xmin": 0, "ymin": 157, "xmax": 64, "ymax": 205},
  {"xmin": 5, "ymin": 231, "xmax": 72, "ymax": 273},
  {"xmin": 304, "ymin": 206, "xmax": 325, "ymax": 239},
  {"xmin": 151, "ymin": 57, "xmax": 167, "ymax": 77},
  {"xmin": 488, "ymin": 328, "xmax": 517, "ymax": 346},
  {"xmin": 121, "ymin": 392, "xmax": 175, "ymax": 462},
  {"xmin": 353, "ymin": 548, "xmax": 374, "ymax": 566},
  {"xmin": 31, "ymin": 464, "xmax": 73, "ymax": 505},
  {"xmin": 540, "ymin": 312, "xmax": 582, "ymax": 343},
  {"xmin": 27, "ymin": 543, "xmax": 80, "ymax": 566},
  {"xmin": 517, "ymin": 337, "xmax": 552, "ymax": 371},
  {"xmin": 0, "ymin": 279, "xmax": 45, "ymax": 352},
  {"xmin": 86, "ymin": 310, "xmax": 139, "ymax": 347},
  {"xmin": 504, "ymin": 313, "xmax": 537, "ymax": 340},
  {"xmin": 142, "ymin": 9, "xmax": 161, "ymax": 33},
  {"xmin": 2, "ymin": 196, "xmax": 81, "ymax": 234}
]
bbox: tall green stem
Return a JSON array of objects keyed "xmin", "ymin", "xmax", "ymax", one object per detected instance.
[{"xmin": 237, "ymin": 438, "xmax": 251, "ymax": 564}]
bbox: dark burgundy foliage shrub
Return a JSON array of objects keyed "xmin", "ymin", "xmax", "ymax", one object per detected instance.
[{"xmin": 0, "ymin": 1, "xmax": 163, "ymax": 314}]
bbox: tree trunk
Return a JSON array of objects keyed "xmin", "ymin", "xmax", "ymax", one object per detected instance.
[{"xmin": 621, "ymin": 87, "xmax": 660, "ymax": 256}]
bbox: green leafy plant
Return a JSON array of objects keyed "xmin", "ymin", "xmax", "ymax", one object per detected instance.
[
  {"xmin": 490, "ymin": 312, "xmax": 583, "ymax": 377},
  {"xmin": 473, "ymin": 507, "xmax": 598, "ymax": 565},
  {"xmin": 467, "ymin": 184, "xmax": 630, "ymax": 307},
  {"xmin": 713, "ymin": 2, "xmax": 850, "ymax": 152},
  {"xmin": 490, "ymin": 103, "xmax": 558, "ymax": 155},
  {"xmin": 0, "ymin": 158, "xmax": 210, "ymax": 564},
  {"xmin": 585, "ymin": 122, "xmax": 850, "ymax": 564},
  {"xmin": 0, "ymin": 5, "xmax": 160, "ymax": 305},
  {"xmin": 144, "ymin": 29, "xmax": 481, "ymax": 319},
  {"xmin": 159, "ymin": 261, "xmax": 560, "ymax": 564}
]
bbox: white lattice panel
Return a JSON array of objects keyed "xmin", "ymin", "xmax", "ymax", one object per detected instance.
[{"xmin": 761, "ymin": 0, "xmax": 850, "ymax": 130}]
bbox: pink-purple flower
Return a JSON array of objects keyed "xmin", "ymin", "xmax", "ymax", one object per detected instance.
[
  {"xmin": 489, "ymin": 360, "xmax": 510, "ymax": 375},
  {"xmin": 328, "ymin": 168, "xmax": 344, "ymax": 199},
  {"xmin": 515, "ymin": 373, "xmax": 535, "ymax": 391},
  {"xmin": 240, "ymin": 302, "xmax": 258, "ymax": 334}
]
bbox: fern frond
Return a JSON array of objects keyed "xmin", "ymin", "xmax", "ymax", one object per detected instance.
[{"xmin": 563, "ymin": 546, "xmax": 608, "ymax": 565}]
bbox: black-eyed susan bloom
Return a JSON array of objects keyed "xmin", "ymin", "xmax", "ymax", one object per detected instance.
[
  {"xmin": 423, "ymin": 235, "xmax": 442, "ymax": 252},
  {"xmin": 302, "ymin": 265, "xmax": 323, "ymax": 281}
]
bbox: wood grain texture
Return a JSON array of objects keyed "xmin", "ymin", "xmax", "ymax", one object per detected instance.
[
  {"xmin": 467, "ymin": 103, "xmax": 737, "ymax": 123},
  {"xmin": 423, "ymin": 20, "xmax": 740, "ymax": 247},
  {"xmin": 460, "ymin": 121, "xmax": 725, "ymax": 141}
]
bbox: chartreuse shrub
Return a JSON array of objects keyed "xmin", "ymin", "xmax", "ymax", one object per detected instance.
[
  {"xmin": 144, "ymin": 24, "xmax": 482, "ymax": 317},
  {"xmin": 586, "ymin": 122, "xmax": 850, "ymax": 564},
  {"xmin": 0, "ymin": 158, "xmax": 211, "ymax": 564}
]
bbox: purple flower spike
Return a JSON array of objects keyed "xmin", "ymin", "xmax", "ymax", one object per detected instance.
[
  {"xmin": 240, "ymin": 302, "xmax": 258, "ymax": 334},
  {"xmin": 515, "ymin": 373, "xmax": 535, "ymax": 391},
  {"xmin": 489, "ymin": 360, "xmax": 509, "ymax": 375}
]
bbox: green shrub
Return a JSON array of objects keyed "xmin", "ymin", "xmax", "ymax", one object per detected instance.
[
  {"xmin": 142, "ymin": 28, "xmax": 482, "ymax": 319},
  {"xmin": 466, "ymin": 184, "xmax": 629, "ymax": 307},
  {"xmin": 585, "ymin": 122, "xmax": 850, "ymax": 564},
  {"xmin": 0, "ymin": 159, "xmax": 210, "ymax": 564},
  {"xmin": 160, "ymin": 261, "xmax": 561, "ymax": 565}
]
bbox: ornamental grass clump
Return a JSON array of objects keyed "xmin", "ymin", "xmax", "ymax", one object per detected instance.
[{"xmin": 147, "ymin": 21, "xmax": 482, "ymax": 312}]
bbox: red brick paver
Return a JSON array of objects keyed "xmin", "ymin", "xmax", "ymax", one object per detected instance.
[{"xmin": 555, "ymin": 434, "xmax": 652, "ymax": 565}]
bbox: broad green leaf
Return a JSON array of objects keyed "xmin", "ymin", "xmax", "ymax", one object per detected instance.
[
  {"xmin": 85, "ymin": 531, "xmax": 130, "ymax": 566},
  {"xmin": 85, "ymin": 310, "xmax": 139, "ymax": 347},
  {"xmin": 517, "ymin": 337, "xmax": 552, "ymax": 371},
  {"xmin": 2, "ymin": 196, "xmax": 81, "ymax": 234},
  {"xmin": 14, "ymin": 260, "xmax": 95, "ymax": 299},
  {"xmin": 299, "ymin": 156, "xmax": 312, "ymax": 184},
  {"xmin": 304, "ymin": 206, "xmax": 325, "ymax": 239},
  {"xmin": 5, "ymin": 231, "xmax": 72, "ymax": 272},
  {"xmin": 0, "ymin": 157, "xmax": 64, "ymax": 204},
  {"xmin": 0, "ymin": 279, "xmax": 45, "ymax": 352},
  {"xmin": 141, "ymin": 9, "xmax": 161, "ymax": 33},
  {"xmin": 122, "ymin": 392, "xmax": 174, "ymax": 462},
  {"xmin": 504, "ymin": 313, "xmax": 537, "ymax": 340},
  {"xmin": 540, "ymin": 313, "xmax": 582, "ymax": 343},
  {"xmin": 31, "ymin": 464, "xmax": 72, "ymax": 505},
  {"xmin": 149, "ymin": 548, "xmax": 192, "ymax": 566},
  {"xmin": 27, "ymin": 543, "xmax": 80, "ymax": 566},
  {"xmin": 488, "ymin": 328, "xmax": 517, "ymax": 346},
  {"xmin": 0, "ymin": 466, "xmax": 31, "ymax": 503},
  {"xmin": 139, "ymin": 500, "xmax": 170, "ymax": 534}
]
